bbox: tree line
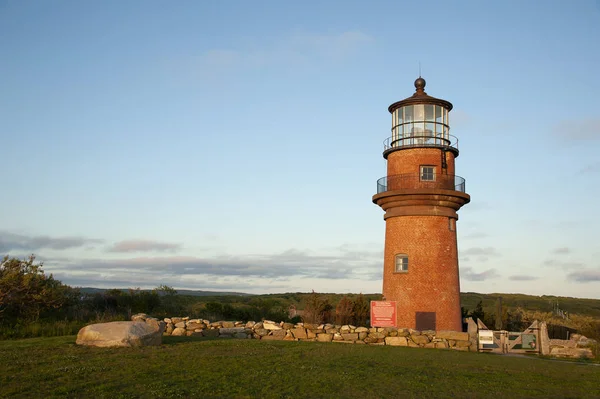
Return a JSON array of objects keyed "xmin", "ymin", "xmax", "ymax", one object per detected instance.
[
  {"xmin": 0, "ymin": 255, "xmax": 374, "ymax": 339},
  {"xmin": 2, "ymin": 255, "xmax": 598, "ymax": 340}
]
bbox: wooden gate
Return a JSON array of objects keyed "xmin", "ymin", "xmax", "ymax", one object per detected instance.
[{"xmin": 477, "ymin": 320, "xmax": 540, "ymax": 355}]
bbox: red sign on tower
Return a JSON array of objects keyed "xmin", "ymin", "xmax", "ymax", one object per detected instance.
[{"xmin": 370, "ymin": 301, "xmax": 397, "ymax": 327}]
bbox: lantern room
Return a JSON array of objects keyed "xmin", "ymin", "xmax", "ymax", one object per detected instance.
[{"xmin": 384, "ymin": 77, "xmax": 458, "ymax": 157}]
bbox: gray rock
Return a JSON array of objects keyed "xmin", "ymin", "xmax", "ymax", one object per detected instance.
[
  {"xmin": 219, "ymin": 327, "xmax": 246, "ymax": 335},
  {"xmin": 171, "ymin": 327, "xmax": 187, "ymax": 336},
  {"xmin": 317, "ymin": 333, "xmax": 333, "ymax": 342},
  {"xmin": 385, "ymin": 337, "xmax": 408, "ymax": 346},
  {"xmin": 144, "ymin": 318, "xmax": 166, "ymax": 335},
  {"xmin": 76, "ymin": 321, "xmax": 162, "ymax": 347},
  {"xmin": 397, "ymin": 329, "xmax": 410, "ymax": 337},
  {"xmin": 164, "ymin": 324, "xmax": 174, "ymax": 335},
  {"xmin": 550, "ymin": 347, "xmax": 594, "ymax": 358},
  {"xmin": 342, "ymin": 333, "xmax": 359, "ymax": 341},
  {"xmin": 270, "ymin": 329, "xmax": 286, "ymax": 338},
  {"xmin": 436, "ymin": 331, "xmax": 469, "ymax": 341},
  {"xmin": 263, "ymin": 321, "xmax": 282, "ymax": 330},
  {"xmin": 369, "ymin": 331, "xmax": 386, "ymax": 339},
  {"xmin": 131, "ymin": 313, "xmax": 148, "ymax": 322},
  {"xmin": 291, "ymin": 328, "xmax": 308, "ymax": 339},
  {"xmin": 186, "ymin": 322, "xmax": 206, "ymax": 330}
]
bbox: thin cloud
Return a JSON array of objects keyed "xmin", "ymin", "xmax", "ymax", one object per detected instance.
[
  {"xmin": 566, "ymin": 269, "xmax": 600, "ymax": 283},
  {"xmin": 107, "ymin": 240, "xmax": 182, "ymax": 253},
  {"xmin": 578, "ymin": 161, "xmax": 600, "ymax": 175},
  {"xmin": 42, "ymin": 246, "xmax": 383, "ymax": 289},
  {"xmin": 287, "ymin": 31, "xmax": 374, "ymax": 59},
  {"xmin": 508, "ymin": 275, "xmax": 539, "ymax": 281},
  {"xmin": 462, "ymin": 231, "xmax": 489, "ymax": 240},
  {"xmin": 552, "ymin": 247, "xmax": 571, "ymax": 255},
  {"xmin": 462, "ymin": 201, "xmax": 492, "ymax": 212},
  {"xmin": 186, "ymin": 30, "xmax": 374, "ymax": 76},
  {"xmin": 53, "ymin": 271, "xmax": 287, "ymax": 292},
  {"xmin": 553, "ymin": 119, "xmax": 600, "ymax": 141},
  {"xmin": 0, "ymin": 231, "xmax": 103, "ymax": 253},
  {"xmin": 543, "ymin": 259, "xmax": 584, "ymax": 269},
  {"xmin": 461, "ymin": 267, "xmax": 500, "ymax": 281},
  {"xmin": 460, "ymin": 247, "xmax": 501, "ymax": 257}
]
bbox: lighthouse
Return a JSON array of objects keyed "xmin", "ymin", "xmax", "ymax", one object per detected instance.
[{"xmin": 372, "ymin": 77, "xmax": 470, "ymax": 332}]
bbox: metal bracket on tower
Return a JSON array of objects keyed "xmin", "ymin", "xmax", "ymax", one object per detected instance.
[{"xmin": 441, "ymin": 149, "xmax": 447, "ymax": 170}]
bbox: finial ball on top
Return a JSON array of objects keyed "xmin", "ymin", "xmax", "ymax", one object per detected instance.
[{"xmin": 414, "ymin": 77, "xmax": 426, "ymax": 90}]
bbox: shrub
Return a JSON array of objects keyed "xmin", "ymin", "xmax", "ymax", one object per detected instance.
[
  {"xmin": 335, "ymin": 296, "xmax": 354, "ymax": 325},
  {"xmin": 0, "ymin": 255, "xmax": 78, "ymax": 326},
  {"xmin": 351, "ymin": 294, "xmax": 369, "ymax": 327},
  {"xmin": 302, "ymin": 291, "xmax": 333, "ymax": 325}
]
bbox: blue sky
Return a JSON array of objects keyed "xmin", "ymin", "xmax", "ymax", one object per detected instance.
[{"xmin": 1, "ymin": 0, "xmax": 599, "ymax": 298}]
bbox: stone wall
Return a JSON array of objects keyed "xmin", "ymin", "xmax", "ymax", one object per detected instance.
[
  {"xmin": 547, "ymin": 334, "xmax": 596, "ymax": 359},
  {"xmin": 134, "ymin": 314, "xmax": 477, "ymax": 351},
  {"xmin": 130, "ymin": 314, "xmax": 596, "ymax": 359}
]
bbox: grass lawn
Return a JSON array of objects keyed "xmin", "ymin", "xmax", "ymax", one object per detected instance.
[{"xmin": 1, "ymin": 336, "xmax": 599, "ymax": 398}]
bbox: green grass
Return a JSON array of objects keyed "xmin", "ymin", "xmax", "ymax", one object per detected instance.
[{"xmin": 1, "ymin": 336, "xmax": 599, "ymax": 399}]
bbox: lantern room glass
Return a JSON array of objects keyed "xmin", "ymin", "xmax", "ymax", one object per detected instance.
[{"xmin": 391, "ymin": 104, "xmax": 449, "ymax": 146}]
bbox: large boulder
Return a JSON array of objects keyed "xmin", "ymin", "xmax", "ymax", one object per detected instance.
[{"xmin": 76, "ymin": 320, "xmax": 165, "ymax": 347}]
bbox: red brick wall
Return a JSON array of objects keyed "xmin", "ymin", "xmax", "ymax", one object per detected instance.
[
  {"xmin": 387, "ymin": 148, "xmax": 456, "ymax": 177},
  {"xmin": 382, "ymin": 215, "xmax": 462, "ymax": 331}
]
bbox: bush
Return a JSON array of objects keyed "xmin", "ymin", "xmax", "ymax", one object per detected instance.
[
  {"xmin": 0, "ymin": 255, "xmax": 78, "ymax": 326},
  {"xmin": 335, "ymin": 296, "xmax": 354, "ymax": 325},
  {"xmin": 351, "ymin": 294, "xmax": 369, "ymax": 327},
  {"xmin": 302, "ymin": 291, "xmax": 333, "ymax": 325}
]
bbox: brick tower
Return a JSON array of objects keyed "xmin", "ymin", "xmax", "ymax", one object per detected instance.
[{"xmin": 372, "ymin": 77, "xmax": 470, "ymax": 332}]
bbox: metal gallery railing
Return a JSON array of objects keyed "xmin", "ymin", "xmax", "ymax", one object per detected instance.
[
  {"xmin": 383, "ymin": 134, "xmax": 459, "ymax": 153},
  {"xmin": 376, "ymin": 173, "xmax": 466, "ymax": 194}
]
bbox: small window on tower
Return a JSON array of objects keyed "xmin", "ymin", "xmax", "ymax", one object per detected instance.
[
  {"xmin": 420, "ymin": 166, "xmax": 436, "ymax": 181},
  {"xmin": 395, "ymin": 254, "xmax": 408, "ymax": 272}
]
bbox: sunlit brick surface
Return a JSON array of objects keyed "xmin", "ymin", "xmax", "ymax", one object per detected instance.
[
  {"xmin": 375, "ymin": 146, "xmax": 467, "ymax": 331},
  {"xmin": 374, "ymin": 81, "xmax": 469, "ymax": 332},
  {"xmin": 382, "ymin": 215, "xmax": 462, "ymax": 331},
  {"xmin": 387, "ymin": 148, "xmax": 455, "ymax": 177}
]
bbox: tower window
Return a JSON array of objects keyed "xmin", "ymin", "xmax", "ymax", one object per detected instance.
[
  {"xmin": 395, "ymin": 254, "xmax": 408, "ymax": 272},
  {"xmin": 420, "ymin": 166, "xmax": 436, "ymax": 181}
]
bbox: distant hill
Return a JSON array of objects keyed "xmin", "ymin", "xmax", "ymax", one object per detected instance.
[
  {"xmin": 460, "ymin": 292, "xmax": 600, "ymax": 318},
  {"xmin": 76, "ymin": 287, "xmax": 252, "ymax": 297},
  {"xmin": 75, "ymin": 287, "xmax": 600, "ymax": 319}
]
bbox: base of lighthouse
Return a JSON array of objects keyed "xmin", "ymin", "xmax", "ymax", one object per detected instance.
[
  {"xmin": 373, "ymin": 189, "xmax": 470, "ymax": 332},
  {"xmin": 383, "ymin": 216, "xmax": 462, "ymax": 331}
]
